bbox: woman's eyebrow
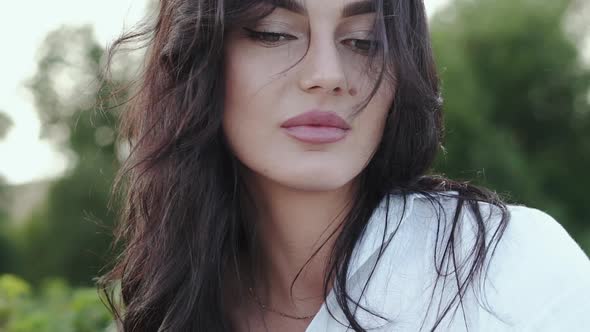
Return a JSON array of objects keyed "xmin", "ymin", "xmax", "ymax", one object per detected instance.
[{"xmin": 271, "ymin": 0, "xmax": 376, "ymax": 18}]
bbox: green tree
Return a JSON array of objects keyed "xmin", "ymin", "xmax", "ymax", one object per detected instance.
[
  {"xmin": 431, "ymin": 0, "xmax": 590, "ymax": 252},
  {"xmin": 14, "ymin": 25, "xmax": 128, "ymax": 286},
  {"xmin": 0, "ymin": 111, "xmax": 19, "ymax": 275}
]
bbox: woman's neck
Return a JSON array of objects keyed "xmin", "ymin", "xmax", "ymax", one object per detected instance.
[{"xmin": 239, "ymin": 170, "xmax": 357, "ymax": 314}]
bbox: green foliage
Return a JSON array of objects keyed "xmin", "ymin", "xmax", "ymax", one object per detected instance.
[
  {"xmin": 11, "ymin": 25, "xmax": 127, "ymax": 287},
  {"xmin": 0, "ymin": 274, "xmax": 114, "ymax": 332},
  {"xmin": 0, "ymin": 222, "xmax": 20, "ymax": 275},
  {"xmin": 0, "ymin": 168, "xmax": 18, "ymax": 275},
  {"xmin": 0, "ymin": 112, "xmax": 15, "ymax": 271},
  {"xmin": 431, "ymin": 0, "xmax": 590, "ymax": 252},
  {"xmin": 0, "ymin": 274, "xmax": 32, "ymax": 325}
]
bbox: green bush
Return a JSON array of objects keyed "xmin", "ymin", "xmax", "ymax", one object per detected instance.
[{"xmin": 0, "ymin": 274, "xmax": 114, "ymax": 332}]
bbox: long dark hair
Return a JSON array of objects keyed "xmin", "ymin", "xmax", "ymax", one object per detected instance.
[{"xmin": 96, "ymin": 0, "xmax": 510, "ymax": 331}]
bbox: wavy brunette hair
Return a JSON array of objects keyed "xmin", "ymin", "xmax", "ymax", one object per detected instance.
[{"xmin": 96, "ymin": 0, "xmax": 510, "ymax": 331}]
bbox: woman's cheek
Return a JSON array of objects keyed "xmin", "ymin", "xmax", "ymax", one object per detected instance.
[{"xmin": 222, "ymin": 32, "xmax": 395, "ymax": 190}]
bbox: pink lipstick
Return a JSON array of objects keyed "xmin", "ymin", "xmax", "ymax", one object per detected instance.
[{"xmin": 281, "ymin": 110, "xmax": 350, "ymax": 144}]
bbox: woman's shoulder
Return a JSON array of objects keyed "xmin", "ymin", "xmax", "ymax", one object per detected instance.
[
  {"xmin": 407, "ymin": 191, "xmax": 590, "ymax": 287},
  {"xmin": 408, "ymin": 191, "xmax": 584, "ymax": 255},
  {"xmin": 499, "ymin": 203, "xmax": 588, "ymax": 268},
  {"xmin": 426, "ymin": 193, "xmax": 590, "ymax": 330},
  {"xmin": 402, "ymin": 192, "xmax": 590, "ymax": 330},
  {"xmin": 328, "ymin": 192, "xmax": 590, "ymax": 331}
]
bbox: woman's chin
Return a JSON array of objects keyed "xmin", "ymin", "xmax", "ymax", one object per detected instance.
[{"xmin": 274, "ymin": 171, "xmax": 358, "ymax": 192}]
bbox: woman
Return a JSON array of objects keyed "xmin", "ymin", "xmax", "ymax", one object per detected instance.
[{"xmin": 96, "ymin": 0, "xmax": 590, "ymax": 331}]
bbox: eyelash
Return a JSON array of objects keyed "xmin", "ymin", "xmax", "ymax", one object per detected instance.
[{"xmin": 242, "ymin": 27, "xmax": 380, "ymax": 55}]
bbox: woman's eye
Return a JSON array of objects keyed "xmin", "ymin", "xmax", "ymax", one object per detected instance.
[
  {"xmin": 242, "ymin": 27, "xmax": 297, "ymax": 46},
  {"xmin": 343, "ymin": 39, "xmax": 380, "ymax": 55},
  {"xmin": 241, "ymin": 27, "xmax": 379, "ymax": 55}
]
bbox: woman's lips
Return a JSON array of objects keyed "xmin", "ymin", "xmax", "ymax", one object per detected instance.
[
  {"xmin": 282, "ymin": 125, "xmax": 349, "ymax": 144},
  {"xmin": 281, "ymin": 110, "xmax": 350, "ymax": 144}
]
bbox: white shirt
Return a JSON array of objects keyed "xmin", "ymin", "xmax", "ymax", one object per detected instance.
[{"xmin": 305, "ymin": 191, "xmax": 590, "ymax": 331}]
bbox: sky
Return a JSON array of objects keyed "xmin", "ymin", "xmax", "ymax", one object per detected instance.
[
  {"xmin": 0, "ymin": 0, "xmax": 492, "ymax": 185},
  {"xmin": 0, "ymin": 0, "xmax": 151, "ymax": 185}
]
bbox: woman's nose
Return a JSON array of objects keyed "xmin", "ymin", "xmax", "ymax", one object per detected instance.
[{"xmin": 298, "ymin": 33, "xmax": 351, "ymax": 96}]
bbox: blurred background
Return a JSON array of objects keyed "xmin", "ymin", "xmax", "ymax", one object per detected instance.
[{"xmin": 0, "ymin": 0, "xmax": 588, "ymax": 330}]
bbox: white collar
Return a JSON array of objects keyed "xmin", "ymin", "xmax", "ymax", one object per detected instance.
[
  {"xmin": 346, "ymin": 190, "xmax": 461, "ymax": 281},
  {"xmin": 346, "ymin": 192, "xmax": 419, "ymax": 280}
]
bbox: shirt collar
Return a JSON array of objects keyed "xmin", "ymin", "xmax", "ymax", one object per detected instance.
[{"xmin": 346, "ymin": 192, "xmax": 419, "ymax": 280}]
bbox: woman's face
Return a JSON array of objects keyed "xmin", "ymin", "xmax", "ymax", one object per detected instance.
[{"xmin": 223, "ymin": 0, "xmax": 395, "ymax": 191}]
